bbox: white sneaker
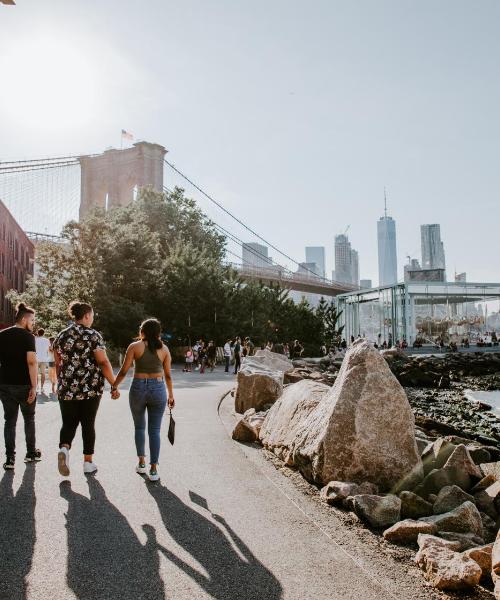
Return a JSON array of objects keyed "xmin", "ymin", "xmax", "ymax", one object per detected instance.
[
  {"xmin": 83, "ymin": 461, "xmax": 98, "ymax": 474},
  {"xmin": 58, "ymin": 447, "xmax": 70, "ymax": 476},
  {"xmin": 148, "ymin": 468, "xmax": 159, "ymax": 482},
  {"xmin": 136, "ymin": 462, "xmax": 148, "ymax": 474}
]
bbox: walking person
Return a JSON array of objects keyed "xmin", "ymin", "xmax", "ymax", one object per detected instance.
[
  {"xmin": 113, "ymin": 318, "xmax": 175, "ymax": 481},
  {"xmin": 223, "ymin": 338, "xmax": 232, "ymax": 373},
  {"xmin": 35, "ymin": 328, "xmax": 51, "ymax": 394},
  {"xmin": 48, "ymin": 337, "xmax": 57, "ymax": 395},
  {"xmin": 0, "ymin": 303, "xmax": 40, "ymax": 470},
  {"xmin": 53, "ymin": 301, "xmax": 116, "ymax": 476},
  {"xmin": 233, "ymin": 337, "xmax": 242, "ymax": 374},
  {"xmin": 206, "ymin": 340, "xmax": 217, "ymax": 372}
]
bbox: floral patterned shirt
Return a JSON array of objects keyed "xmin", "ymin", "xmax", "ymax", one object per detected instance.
[{"xmin": 53, "ymin": 324, "xmax": 106, "ymax": 401}]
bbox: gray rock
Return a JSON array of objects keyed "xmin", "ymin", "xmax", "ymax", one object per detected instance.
[
  {"xmin": 468, "ymin": 446, "xmax": 492, "ymax": 466},
  {"xmin": 421, "ymin": 501, "xmax": 484, "ymax": 538},
  {"xmin": 422, "ymin": 439, "xmax": 457, "ymax": 476},
  {"xmin": 289, "ymin": 340, "xmax": 423, "ymax": 490},
  {"xmin": 480, "ymin": 511, "xmax": 498, "ymax": 544},
  {"xmin": 438, "ymin": 531, "xmax": 485, "ymax": 551},
  {"xmin": 231, "ymin": 408, "xmax": 267, "ymax": 442},
  {"xmin": 320, "ymin": 481, "xmax": 378, "ymax": 505},
  {"xmin": 474, "ymin": 489, "xmax": 498, "ymax": 520},
  {"xmin": 415, "ymin": 544, "xmax": 482, "ymax": 590},
  {"xmin": 399, "ymin": 491, "xmax": 433, "ymax": 519},
  {"xmin": 417, "ymin": 533, "xmax": 461, "ymax": 552},
  {"xmin": 433, "ymin": 485, "xmax": 475, "ymax": 515},
  {"xmin": 383, "ymin": 519, "xmax": 437, "ymax": 545},
  {"xmin": 352, "ymin": 494, "xmax": 401, "ymax": 528},
  {"xmin": 444, "ymin": 444, "xmax": 483, "ymax": 480},
  {"xmin": 415, "ymin": 467, "xmax": 472, "ymax": 500},
  {"xmin": 253, "ymin": 349, "xmax": 294, "ymax": 373},
  {"xmin": 492, "ymin": 529, "xmax": 500, "ymax": 597}
]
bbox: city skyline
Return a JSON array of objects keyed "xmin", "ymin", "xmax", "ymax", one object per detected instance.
[{"xmin": 1, "ymin": 2, "xmax": 498, "ymax": 284}]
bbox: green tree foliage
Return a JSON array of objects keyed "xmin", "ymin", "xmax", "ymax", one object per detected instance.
[{"xmin": 9, "ymin": 188, "xmax": 342, "ymax": 356}]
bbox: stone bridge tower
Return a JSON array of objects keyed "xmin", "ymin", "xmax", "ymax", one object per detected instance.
[{"xmin": 79, "ymin": 141, "xmax": 167, "ymax": 220}]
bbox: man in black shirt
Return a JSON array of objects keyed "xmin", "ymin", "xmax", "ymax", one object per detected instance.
[{"xmin": 0, "ymin": 302, "xmax": 40, "ymax": 470}]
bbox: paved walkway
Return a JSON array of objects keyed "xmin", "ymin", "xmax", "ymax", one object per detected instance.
[{"xmin": 0, "ymin": 369, "xmax": 481, "ymax": 600}]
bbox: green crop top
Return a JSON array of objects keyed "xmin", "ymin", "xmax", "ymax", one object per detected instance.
[{"xmin": 135, "ymin": 345, "xmax": 164, "ymax": 374}]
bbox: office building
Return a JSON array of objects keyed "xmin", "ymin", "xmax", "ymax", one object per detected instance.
[
  {"xmin": 455, "ymin": 272, "xmax": 467, "ymax": 283},
  {"xmin": 360, "ymin": 279, "xmax": 372, "ymax": 289},
  {"xmin": 0, "ymin": 199, "xmax": 35, "ymax": 328},
  {"xmin": 421, "ymin": 224, "xmax": 446, "ymax": 272},
  {"xmin": 305, "ymin": 246, "xmax": 326, "ymax": 278},
  {"xmin": 242, "ymin": 242, "xmax": 270, "ymax": 268},
  {"xmin": 334, "ymin": 234, "xmax": 359, "ymax": 285},
  {"xmin": 377, "ymin": 205, "xmax": 398, "ymax": 286}
]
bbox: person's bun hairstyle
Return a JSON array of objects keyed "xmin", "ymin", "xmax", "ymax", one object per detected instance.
[
  {"xmin": 14, "ymin": 302, "xmax": 35, "ymax": 322},
  {"xmin": 68, "ymin": 301, "xmax": 93, "ymax": 321}
]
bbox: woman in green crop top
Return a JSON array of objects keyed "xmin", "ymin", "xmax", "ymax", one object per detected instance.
[{"xmin": 113, "ymin": 318, "xmax": 174, "ymax": 481}]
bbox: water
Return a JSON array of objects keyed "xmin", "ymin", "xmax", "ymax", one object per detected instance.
[{"xmin": 464, "ymin": 389, "xmax": 500, "ymax": 415}]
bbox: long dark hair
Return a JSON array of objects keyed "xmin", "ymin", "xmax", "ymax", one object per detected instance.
[{"xmin": 140, "ymin": 318, "xmax": 163, "ymax": 352}]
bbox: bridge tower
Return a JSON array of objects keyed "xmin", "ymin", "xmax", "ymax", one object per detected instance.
[{"xmin": 79, "ymin": 141, "xmax": 167, "ymax": 220}]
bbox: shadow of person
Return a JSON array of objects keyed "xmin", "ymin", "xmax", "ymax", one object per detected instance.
[
  {"xmin": 60, "ymin": 477, "xmax": 165, "ymax": 600},
  {"xmin": 0, "ymin": 466, "xmax": 36, "ymax": 600},
  {"xmin": 147, "ymin": 484, "xmax": 283, "ymax": 600}
]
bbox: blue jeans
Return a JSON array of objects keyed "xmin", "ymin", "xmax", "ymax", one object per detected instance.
[{"xmin": 129, "ymin": 378, "xmax": 167, "ymax": 464}]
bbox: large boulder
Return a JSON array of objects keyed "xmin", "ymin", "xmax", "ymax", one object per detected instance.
[
  {"xmin": 438, "ymin": 532, "xmax": 485, "ymax": 551},
  {"xmin": 351, "ymin": 494, "xmax": 401, "ymax": 528},
  {"xmin": 420, "ymin": 501, "xmax": 484, "ymax": 538},
  {"xmin": 232, "ymin": 408, "xmax": 267, "ymax": 443},
  {"xmin": 417, "ymin": 533, "xmax": 461, "ymax": 552},
  {"xmin": 415, "ymin": 544, "xmax": 482, "ymax": 590},
  {"xmin": 259, "ymin": 380, "xmax": 330, "ymax": 464},
  {"xmin": 253, "ymin": 349, "xmax": 294, "ymax": 373},
  {"xmin": 235, "ymin": 359, "xmax": 283, "ymax": 414},
  {"xmin": 287, "ymin": 340, "xmax": 423, "ymax": 490},
  {"xmin": 463, "ymin": 544, "xmax": 493, "ymax": 578}
]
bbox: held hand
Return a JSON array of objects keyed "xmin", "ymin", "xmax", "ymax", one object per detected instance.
[
  {"xmin": 27, "ymin": 387, "xmax": 37, "ymax": 404},
  {"xmin": 111, "ymin": 389, "xmax": 120, "ymax": 400},
  {"xmin": 168, "ymin": 396, "xmax": 175, "ymax": 409}
]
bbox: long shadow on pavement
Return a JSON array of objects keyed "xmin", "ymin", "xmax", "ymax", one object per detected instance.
[
  {"xmin": 0, "ymin": 466, "xmax": 36, "ymax": 600},
  {"xmin": 148, "ymin": 483, "xmax": 283, "ymax": 599},
  {"xmin": 60, "ymin": 477, "xmax": 165, "ymax": 600}
]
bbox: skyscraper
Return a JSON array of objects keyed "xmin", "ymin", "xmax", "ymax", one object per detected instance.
[
  {"xmin": 242, "ymin": 242, "xmax": 270, "ymax": 268},
  {"xmin": 305, "ymin": 246, "xmax": 326, "ymax": 278},
  {"xmin": 334, "ymin": 234, "xmax": 359, "ymax": 285},
  {"xmin": 377, "ymin": 197, "xmax": 398, "ymax": 286},
  {"xmin": 421, "ymin": 224, "xmax": 446, "ymax": 272}
]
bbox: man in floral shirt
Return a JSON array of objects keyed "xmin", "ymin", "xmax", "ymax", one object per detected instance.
[{"xmin": 53, "ymin": 301, "xmax": 116, "ymax": 476}]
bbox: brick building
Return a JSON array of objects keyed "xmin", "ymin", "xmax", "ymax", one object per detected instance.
[{"xmin": 0, "ymin": 199, "xmax": 34, "ymax": 328}]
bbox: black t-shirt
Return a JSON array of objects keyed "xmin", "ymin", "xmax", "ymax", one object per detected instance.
[{"xmin": 0, "ymin": 326, "xmax": 36, "ymax": 385}]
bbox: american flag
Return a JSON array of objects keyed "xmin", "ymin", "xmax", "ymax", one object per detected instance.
[{"xmin": 121, "ymin": 129, "xmax": 134, "ymax": 141}]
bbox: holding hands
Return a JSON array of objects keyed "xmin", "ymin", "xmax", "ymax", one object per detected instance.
[{"xmin": 111, "ymin": 385, "xmax": 120, "ymax": 400}]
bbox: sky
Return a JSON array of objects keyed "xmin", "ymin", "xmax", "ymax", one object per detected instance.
[{"xmin": 0, "ymin": 0, "xmax": 499, "ymax": 284}]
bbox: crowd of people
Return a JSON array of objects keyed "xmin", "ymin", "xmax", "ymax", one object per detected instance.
[
  {"xmin": 0, "ymin": 301, "xmax": 174, "ymax": 481},
  {"xmin": 183, "ymin": 337, "xmax": 306, "ymax": 374}
]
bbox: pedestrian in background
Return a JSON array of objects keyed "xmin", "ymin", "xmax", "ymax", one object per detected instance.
[
  {"xmin": 233, "ymin": 337, "xmax": 242, "ymax": 374},
  {"xmin": 223, "ymin": 338, "xmax": 232, "ymax": 373},
  {"xmin": 54, "ymin": 301, "xmax": 116, "ymax": 477},
  {"xmin": 113, "ymin": 318, "xmax": 175, "ymax": 482},
  {"xmin": 0, "ymin": 302, "xmax": 40, "ymax": 470},
  {"xmin": 35, "ymin": 328, "xmax": 51, "ymax": 394},
  {"xmin": 206, "ymin": 341, "xmax": 217, "ymax": 372},
  {"xmin": 48, "ymin": 336, "xmax": 57, "ymax": 395}
]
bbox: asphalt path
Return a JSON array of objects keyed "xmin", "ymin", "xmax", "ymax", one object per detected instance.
[{"xmin": 0, "ymin": 368, "xmax": 477, "ymax": 600}]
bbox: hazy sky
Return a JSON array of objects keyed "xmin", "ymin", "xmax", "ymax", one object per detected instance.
[{"xmin": 1, "ymin": 1, "xmax": 499, "ymax": 284}]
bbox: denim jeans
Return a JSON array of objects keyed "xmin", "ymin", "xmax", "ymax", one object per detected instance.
[
  {"xmin": 129, "ymin": 378, "xmax": 167, "ymax": 464},
  {"xmin": 0, "ymin": 384, "xmax": 35, "ymax": 457}
]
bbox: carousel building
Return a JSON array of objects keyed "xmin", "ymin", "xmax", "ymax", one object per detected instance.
[{"xmin": 337, "ymin": 281, "xmax": 500, "ymax": 347}]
